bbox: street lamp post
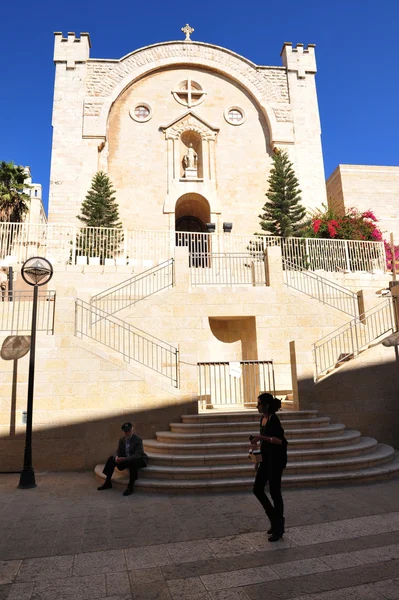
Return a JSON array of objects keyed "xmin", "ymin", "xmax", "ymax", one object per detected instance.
[{"xmin": 18, "ymin": 257, "xmax": 53, "ymax": 489}]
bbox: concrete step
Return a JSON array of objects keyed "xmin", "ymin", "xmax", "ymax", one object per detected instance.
[
  {"xmin": 144, "ymin": 430, "xmax": 362, "ymax": 455},
  {"xmin": 94, "ymin": 451, "xmax": 399, "ymax": 493},
  {"xmin": 182, "ymin": 410, "xmax": 319, "ymax": 424},
  {"xmin": 145, "ymin": 437, "xmax": 378, "ymax": 466},
  {"xmin": 139, "ymin": 444, "xmax": 394, "ymax": 479},
  {"xmin": 155, "ymin": 423, "xmax": 346, "ymax": 444},
  {"xmin": 170, "ymin": 417, "xmax": 330, "ymax": 433}
]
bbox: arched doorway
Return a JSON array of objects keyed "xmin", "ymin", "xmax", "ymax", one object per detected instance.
[{"xmin": 175, "ymin": 193, "xmax": 210, "ymax": 265}]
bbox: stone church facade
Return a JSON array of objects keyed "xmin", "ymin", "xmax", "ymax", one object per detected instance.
[{"xmin": 48, "ymin": 29, "xmax": 327, "ymax": 234}]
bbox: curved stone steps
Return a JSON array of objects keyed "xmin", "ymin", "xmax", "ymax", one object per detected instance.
[
  {"xmin": 144, "ymin": 437, "xmax": 378, "ymax": 466},
  {"xmin": 138, "ymin": 444, "xmax": 394, "ymax": 479},
  {"xmin": 155, "ymin": 423, "xmax": 346, "ymax": 444},
  {"xmin": 169, "ymin": 416, "xmax": 331, "ymax": 433},
  {"xmin": 94, "ymin": 451, "xmax": 399, "ymax": 493},
  {"xmin": 143, "ymin": 430, "xmax": 362, "ymax": 455},
  {"xmin": 181, "ymin": 410, "xmax": 319, "ymax": 423}
]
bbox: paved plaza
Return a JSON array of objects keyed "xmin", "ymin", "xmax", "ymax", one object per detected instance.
[{"xmin": 1, "ymin": 472, "xmax": 399, "ymax": 599}]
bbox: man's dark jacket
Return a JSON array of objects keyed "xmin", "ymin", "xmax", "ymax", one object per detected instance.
[{"xmin": 116, "ymin": 434, "xmax": 148, "ymax": 465}]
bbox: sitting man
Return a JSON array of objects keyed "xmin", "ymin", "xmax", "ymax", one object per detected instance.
[{"xmin": 98, "ymin": 421, "xmax": 148, "ymax": 496}]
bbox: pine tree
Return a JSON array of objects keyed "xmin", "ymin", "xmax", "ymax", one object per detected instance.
[
  {"xmin": 76, "ymin": 172, "xmax": 123, "ymax": 262},
  {"xmin": 259, "ymin": 149, "xmax": 306, "ymax": 237}
]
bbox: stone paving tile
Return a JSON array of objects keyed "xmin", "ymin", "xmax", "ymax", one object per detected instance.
[
  {"xmin": 370, "ymin": 577, "xmax": 399, "ymax": 599},
  {"xmin": 318, "ymin": 552, "xmax": 365, "ymax": 570},
  {"xmin": 6, "ymin": 582, "xmax": 35, "ymax": 599},
  {"xmin": 270, "ymin": 557, "xmax": 332, "ymax": 579},
  {"xmin": 131, "ymin": 581, "xmax": 171, "ymax": 599},
  {"xmin": 128, "ymin": 566, "xmax": 165, "ymax": 590},
  {"xmin": 205, "ymin": 535, "xmax": 257, "ymax": 558},
  {"xmin": 106, "ymin": 572, "xmax": 131, "ymax": 597},
  {"xmin": 316, "ymin": 558, "xmax": 399, "ymax": 590},
  {"xmin": 166, "ymin": 540, "xmax": 215, "ymax": 564},
  {"xmin": 244, "ymin": 573, "xmax": 331, "ymax": 600},
  {"xmin": 200, "ymin": 565, "xmax": 279, "ymax": 591},
  {"xmin": 125, "ymin": 545, "xmax": 172, "ymax": 570},
  {"xmin": 0, "ymin": 560, "xmax": 21, "ymax": 585},
  {"xmin": 293, "ymin": 583, "xmax": 387, "ymax": 600},
  {"xmin": 166, "ymin": 576, "xmax": 208, "ymax": 598},
  {"xmin": 161, "ymin": 558, "xmax": 236, "ymax": 581},
  {"xmin": 314, "ymin": 530, "xmax": 399, "ymax": 556},
  {"xmin": 209, "ymin": 590, "xmax": 251, "ymax": 600},
  {"xmin": 73, "ymin": 549, "xmax": 127, "ymax": 577},
  {"xmin": 31, "ymin": 575, "xmax": 106, "ymax": 599},
  {"xmin": 352, "ymin": 543, "xmax": 399, "ymax": 564},
  {"xmin": 242, "ymin": 531, "xmax": 297, "ymax": 551},
  {"xmin": 0, "ymin": 584, "xmax": 11, "ymax": 600},
  {"xmin": 16, "ymin": 555, "xmax": 74, "ymax": 582}
]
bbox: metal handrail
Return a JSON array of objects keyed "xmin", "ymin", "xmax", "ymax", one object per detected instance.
[
  {"xmin": 75, "ymin": 299, "xmax": 179, "ymax": 387},
  {"xmin": 283, "ymin": 258, "xmax": 359, "ymax": 316},
  {"xmin": 90, "ymin": 259, "xmax": 174, "ymax": 315},
  {"xmin": 313, "ymin": 298, "xmax": 395, "ymax": 380},
  {"xmin": 0, "ymin": 290, "xmax": 56, "ymax": 334}
]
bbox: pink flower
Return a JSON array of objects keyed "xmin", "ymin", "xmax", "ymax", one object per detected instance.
[
  {"xmin": 328, "ymin": 220, "xmax": 339, "ymax": 238},
  {"xmin": 313, "ymin": 219, "xmax": 322, "ymax": 234},
  {"xmin": 362, "ymin": 210, "xmax": 377, "ymax": 222}
]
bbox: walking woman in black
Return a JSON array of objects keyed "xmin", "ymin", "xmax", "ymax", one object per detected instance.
[{"xmin": 251, "ymin": 393, "xmax": 288, "ymax": 542}]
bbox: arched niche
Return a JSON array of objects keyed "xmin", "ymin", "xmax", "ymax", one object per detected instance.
[
  {"xmin": 181, "ymin": 130, "xmax": 203, "ymax": 178},
  {"xmin": 175, "ymin": 193, "xmax": 210, "ymax": 227}
]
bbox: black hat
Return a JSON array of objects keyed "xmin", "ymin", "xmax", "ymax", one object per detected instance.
[{"xmin": 121, "ymin": 421, "xmax": 133, "ymax": 432}]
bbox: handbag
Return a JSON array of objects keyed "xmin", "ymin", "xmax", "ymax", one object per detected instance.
[{"xmin": 248, "ymin": 449, "xmax": 263, "ymax": 464}]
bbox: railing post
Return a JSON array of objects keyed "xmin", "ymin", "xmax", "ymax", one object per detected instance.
[
  {"xmin": 344, "ymin": 241, "xmax": 351, "ymax": 272},
  {"xmin": 305, "ymin": 238, "xmax": 310, "ymax": 269},
  {"xmin": 357, "ymin": 290, "xmax": 366, "ymax": 324},
  {"xmin": 71, "ymin": 226, "xmax": 77, "ymax": 265}
]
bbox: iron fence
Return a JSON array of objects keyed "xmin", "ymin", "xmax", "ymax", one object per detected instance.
[
  {"xmin": 198, "ymin": 360, "xmax": 275, "ymax": 407},
  {"xmin": 190, "ymin": 253, "xmax": 266, "ymax": 286},
  {"xmin": 0, "ymin": 290, "xmax": 56, "ymax": 334}
]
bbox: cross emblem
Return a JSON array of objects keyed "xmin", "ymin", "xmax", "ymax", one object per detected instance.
[
  {"xmin": 172, "ymin": 78, "xmax": 207, "ymax": 108},
  {"xmin": 181, "ymin": 23, "xmax": 194, "ymax": 41}
]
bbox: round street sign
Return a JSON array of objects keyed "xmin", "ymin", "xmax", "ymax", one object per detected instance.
[{"xmin": 0, "ymin": 336, "xmax": 31, "ymax": 360}]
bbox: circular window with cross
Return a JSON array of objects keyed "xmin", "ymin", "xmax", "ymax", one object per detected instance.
[{"xmin": 172, "ymin": 79, "xmax": 207, "ymax": 108}]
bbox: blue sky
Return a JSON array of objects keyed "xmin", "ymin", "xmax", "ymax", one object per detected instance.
[{"xmin": 0, "ymin": 0, "xmax": 397, "ymax": 214}]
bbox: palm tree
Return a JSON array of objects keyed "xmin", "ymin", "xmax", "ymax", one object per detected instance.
[{"xmin": 0, "ymin": 161, "xmax": 30, "ymax": 222}]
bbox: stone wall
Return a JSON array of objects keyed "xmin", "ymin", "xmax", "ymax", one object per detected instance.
[{"xmin": 327, "ymin": 165, "xmax": 399, "ymax": 242}]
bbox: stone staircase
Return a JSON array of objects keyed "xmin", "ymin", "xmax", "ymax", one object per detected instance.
[{"xmin": 95, "ymin": 408, "xmax": 399, "ymax": 492}]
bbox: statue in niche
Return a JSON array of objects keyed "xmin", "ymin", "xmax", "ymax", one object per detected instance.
[{"xmin": 183, "ymin": 143, "xmax": 198, "ymax": 177}]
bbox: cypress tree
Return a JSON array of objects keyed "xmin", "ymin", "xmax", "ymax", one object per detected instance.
[{"xmin": 259, "ymin": 149, "xmax": 306, "ymax": 237}]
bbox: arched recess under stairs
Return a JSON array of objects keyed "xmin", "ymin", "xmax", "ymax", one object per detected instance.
[{"xmin": 175, "ymin": 193, "xmax": 211, "ymax": 265}]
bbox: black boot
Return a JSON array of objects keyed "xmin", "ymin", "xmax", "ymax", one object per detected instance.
[
  {"xmin": 268, "ymin": 517, "xmax": 284, "ymax": 542},
  {"xmin": 123, "ymin": 485, "xmax": 134, "ymax": 496},
  {"xmin": 97, "ymin": 479, "xmax": 112, "ymax": 491}
]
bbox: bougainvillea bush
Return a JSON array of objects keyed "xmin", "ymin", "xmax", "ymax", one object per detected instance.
[{"xmin": 302, "ymin": 205, "xmax": 383, "ymax": 241}]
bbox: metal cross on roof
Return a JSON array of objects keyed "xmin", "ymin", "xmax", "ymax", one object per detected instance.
[{"xmin": 181, "ymin": 23, "xmax": 194, "ymax": 41}]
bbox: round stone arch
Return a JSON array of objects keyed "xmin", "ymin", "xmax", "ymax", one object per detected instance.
[{"xmin": 95, "ymin": 42, "xmax": 287, "ymax": 144}]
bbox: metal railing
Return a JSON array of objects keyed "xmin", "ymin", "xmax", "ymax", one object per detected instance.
[
  {"xmin": 283, "ymin": 259, "xmax": 359, "ymax": 317},
  {"xmin": 0, "ymin": 290, "xmax": 56, "ymax": 334},
  {"xmin": 190, "ymin": 254, "xmax": 266, "ymax": 286},
  {"xmin": 0, "ymin": 222, "xmax": 386, "ymax": 273},
  {"xmin": 198, "ymin": 360, "xmax": 275, "ymax": 407},
  {"xmin": 313, "ymin": 299, "xmax": 395, "ymax": 380},
  {"xmin": 75, "ymin": 299, "xmax": 179, "ymax": 387},
  {"xmin": 90, "ymin": 259, "xmax": 174, "ymax": 315}
]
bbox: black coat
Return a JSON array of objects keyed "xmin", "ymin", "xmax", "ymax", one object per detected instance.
[
  {"xmin": 259, "ymin": 413, "xmax": 288, "ymax": 472},
  {"xmin": 116, "ymin": 434, "xmax": 148, "ymax": 465}
]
